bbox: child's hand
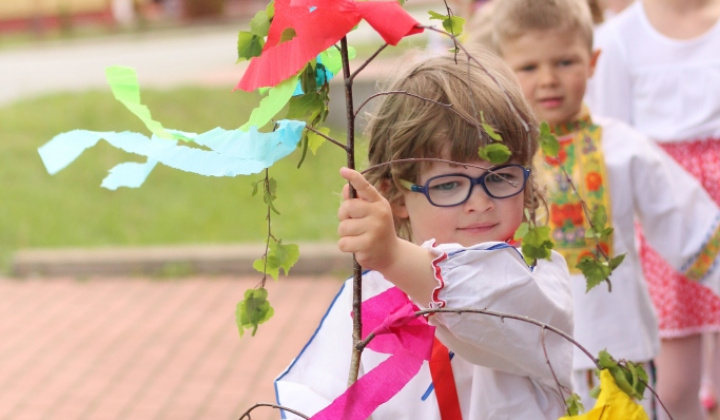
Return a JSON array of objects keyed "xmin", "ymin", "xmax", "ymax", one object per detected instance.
[{"xmin": 337, "ymin": 167, "xmax": 400, "ymax": 272}]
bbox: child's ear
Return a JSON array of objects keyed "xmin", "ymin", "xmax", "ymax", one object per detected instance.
[
  {"xmin": 588, "ymin": 48, "xmax": 601, "ymax": 78},
  {"xmin": 390, "ymin": 196, "xmax": 409, "ymax": 220},
  {"xmin": 379, "ymin": 179, "xmax": 410, "ymax": 219}
]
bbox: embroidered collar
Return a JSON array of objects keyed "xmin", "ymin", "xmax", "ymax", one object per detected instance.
[{"xmin": 550, "ymin": 106, "xmax": 593, "ymax": 137}]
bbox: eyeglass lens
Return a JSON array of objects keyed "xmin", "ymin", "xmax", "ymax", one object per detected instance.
[{"xmin": 425, "ymin": 165, "xmax": 526, "ymax": 206}]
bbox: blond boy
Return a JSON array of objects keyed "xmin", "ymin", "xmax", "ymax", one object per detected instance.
[{"xmin": 472, "ymin": 0, "xmax": 720, "ymax": 415}]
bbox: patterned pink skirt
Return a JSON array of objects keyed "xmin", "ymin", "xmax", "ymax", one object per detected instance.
[{"xmin": 639, "ymin": 138, "xmax": 720, "ymax": 338}]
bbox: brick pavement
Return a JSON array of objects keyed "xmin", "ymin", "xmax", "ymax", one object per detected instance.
[{"xmin": 0, "ymin": 274, "xmax": 345, "ymax": 420}]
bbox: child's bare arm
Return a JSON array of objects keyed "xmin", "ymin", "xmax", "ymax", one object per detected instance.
[{"xmin": 337, "ymin": 167, "xmax": 437, "ymax": 304}]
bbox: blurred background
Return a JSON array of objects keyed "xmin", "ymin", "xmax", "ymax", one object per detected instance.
[{"xmin": 0, "ymin": 0, "xmax": 437, "ymax": 276}]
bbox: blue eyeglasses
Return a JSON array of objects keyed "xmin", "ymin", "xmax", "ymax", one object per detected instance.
[{"xmin": 399, "ymin": 164, "xmax": 531, "ymax": 207}]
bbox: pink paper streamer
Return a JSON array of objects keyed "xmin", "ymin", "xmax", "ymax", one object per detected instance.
[{"xmin": 309, "ymin": 287, "xmax": 435, "ymax": 420}]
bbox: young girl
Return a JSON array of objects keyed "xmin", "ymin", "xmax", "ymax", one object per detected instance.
[
  {"xmin": 586, "ymin": 1, "xmax": 720, "ymax": 418},
  {"xmin": 274, "ymin": 51, "xmax": 575, "ymax": 419}
]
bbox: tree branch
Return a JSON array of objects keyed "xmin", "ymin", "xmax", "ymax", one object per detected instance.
[
  {"xmin": 304, "ymin": 126, "xmax": 347, "ymax": 151},
  {"xmin": 350, "ymin": 44, "xmax": 389, "ymax": 83},
  {"xmin": 237, "ymin": 402, "xmax": 309, "ymax": 420}
]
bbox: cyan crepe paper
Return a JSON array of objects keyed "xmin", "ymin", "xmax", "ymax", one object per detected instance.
[{"xmin": 38, "ymin": 120, "xmax": 306, "ymax": 190}]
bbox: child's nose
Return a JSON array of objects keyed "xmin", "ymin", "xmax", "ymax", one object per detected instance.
[
  {"xmin": 463, "ymin": 184, "xmax": 495, "ymax": 213},
  {"xmin": 539, "ymin": 67, "xmax": 558, "ymax": 86}
]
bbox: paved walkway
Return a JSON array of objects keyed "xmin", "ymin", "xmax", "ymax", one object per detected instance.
[{"xmin": 0, "ymin": 274, "xmax": 345, "ymax": 420}]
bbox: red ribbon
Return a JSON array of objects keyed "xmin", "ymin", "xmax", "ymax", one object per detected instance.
[
  {"xmin": 430, "ymin": 338, "xmax": 463, "ymax": 420},
  {"xmin": 236, "ymin": 0, "xmax": 423, "ymax": 91}
]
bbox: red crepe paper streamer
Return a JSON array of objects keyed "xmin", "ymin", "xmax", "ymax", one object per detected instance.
[{"xmin": 236, "ymin": 0, "xmax": 423, "ymax": 91}]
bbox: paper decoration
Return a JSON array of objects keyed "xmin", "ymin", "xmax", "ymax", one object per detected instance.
[
  {"xmin": 38, "ymin": 66, "xmax": 306, "ymax": 189},
  {"xmin": 236, "ymin": 0, "xmax": 423, "ymax": 91},
  {"xmin": 559, "ymin": 370, "xmax": 650, "ymax": 420},
  {"xmin": 308, "ymin": 287, "xmax": 435, "ymax": 420},
  {"xmin": 105, "ymin": 66, "xmax": 190, "ymax": 141},
  {"xmin": 39, "ymin": 122, "xmax": 305, "ymax": 189}
]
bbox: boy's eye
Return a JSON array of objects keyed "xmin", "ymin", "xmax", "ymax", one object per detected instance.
[
  {"xmin": 518, "ymin": 64, "xmax": 537, "ymax": 72},
  {"xmin": 558, "ymin": 59, "xmax": 575, "ymax": 67}
]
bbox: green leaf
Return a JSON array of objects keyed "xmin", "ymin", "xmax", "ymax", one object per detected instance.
[
  {"xmin": 576, "ymin": 255, "xmax": 610, "ymax": 292},
  {"xmin": 478, "ymin": 143, "xmax": 511, "ymax": 165},
  {"xmin": 320, "ymin": 46, "xmax": 355, "ymax": 75},
  {"xmin": 307, "ymin": 127, "xmax": 330, "ymax": 154},
  {"xmin": 539, "ymin": 122, "xmax": 560, "ymax": 157},
  {"xmin": 263, "ymin": 177, "xmax": 280, "ymax": 215},
  {"xmin": 251, "ymin": 179, "xmax": 262, "ymax": 196},
  {"xmin": 609, "ymin": 253, "xmax": 626, "ymax": 270},
  {"xmin": 595, "ymin": 350, "xmax": 648, "ymax": 400},
  {"xmin": 235, "ymin": 287, "xmax": 275, "ymax": 337},
  {"xmin": 286, "ymin": 92, "xmax": 325, "ymax": 122},
  {"xmin": 249, "ymin": 9, "xmax": 270, "ymax": 36},
  {"xmin": 279, "ymin": 27, "xmax": 296, "ymax": 43},
  {"xmin": 513, "ymin": 221, "xmax": 529, "ymax": 241},
  {"xmin": 597, "ymin": 350, "xmax": 617, "ymax": 369},
  {"xmin": 428, "ymin": 10, "xmax": 446, "ymax": 20},
  {"xmin": 519, "ymin": 225, "xmax": 554, "ymax": 265},
  {"xmin": 269, "ymin": 241, "xmax": 300, "ymax": 275},
  {"xmin": 564, "ymin": 393, "xmax": 584, "ymax": 416},
  {"xmin": 237, "ymin": 31, "xmax": 264, "ymax": 62},
  {"xmin": 240, "ymin": 74, "xmax": 298, "ymax": 131},
  {"xmin": 480, "ymin": 111, "xmax": 503, "ymax": 142},
  {"xmin": 253, "ymin": 240, "xmax": 300, "ymax": 280},
  {"xmin": 442, "ymin": 16, "xmax": 466, "ymax": 36},
  {"xmin": 590, "ymin": 205, "xmax": 608, "ymax": 230}
]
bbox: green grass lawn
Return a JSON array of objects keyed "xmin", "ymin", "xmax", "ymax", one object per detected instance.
[{"xmin": 0, "ymin": 86, "xmax": 366, "ymax": 273}]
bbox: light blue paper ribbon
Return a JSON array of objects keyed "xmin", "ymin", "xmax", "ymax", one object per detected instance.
[{"xmin": 38, "ymin": 120, "xmax": 305, "ymax": 190}]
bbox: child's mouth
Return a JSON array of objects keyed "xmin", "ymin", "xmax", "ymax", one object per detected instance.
[{"xmin": 539, "ymin": 97, "xmax": 563, "ymax": 108}]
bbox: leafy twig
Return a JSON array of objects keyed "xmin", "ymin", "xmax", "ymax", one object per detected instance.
[
  {"xmin": 304, "ymin": 125, "xmax": 346, "ymax": 150},
  {"xmin": 349, "ymin": 43, "xmax": 389, "ymax": 82}
]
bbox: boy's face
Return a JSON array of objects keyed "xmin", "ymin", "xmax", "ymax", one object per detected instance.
[
  {"xmin": 500, "ymin": 29, "xmax": 599, "ymax": 126},
  {"xmin": 392, "ymin": 160, "xmax": 525, "ymax": 247}
]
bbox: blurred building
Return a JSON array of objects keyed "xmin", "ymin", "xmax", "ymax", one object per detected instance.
[
  {"xmin": 0, "ymin": 0, "xmax": 135, "ymax": 32},
  {"xmin": 0, "ymin": 0, "xmax": 266, "ymax": 33}
]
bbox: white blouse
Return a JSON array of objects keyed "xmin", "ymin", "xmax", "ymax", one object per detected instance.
[
  {"xmin": 275, "ymin": 242, "xmax": 574, "ymax": 419},
  {"xmin": 585, "ymin": 1, "xmax": 720, "ymax": 142}
]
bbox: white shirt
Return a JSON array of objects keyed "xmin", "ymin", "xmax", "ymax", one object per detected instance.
[
  {"xmin": 275, "ymin": 242, "xmax": 574, "ymax": 419},
  {"xmin": 585, "ymin": 1, "xmax": 720, "ymax": 142},
  {"xmin": 570, "ymin": 116, "xmax": 720, "ymax": 370}
]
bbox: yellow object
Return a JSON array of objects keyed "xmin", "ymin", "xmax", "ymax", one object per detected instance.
[{"xmin": 559, "ymin": 369, "xmax": 650, "ymax": 420}]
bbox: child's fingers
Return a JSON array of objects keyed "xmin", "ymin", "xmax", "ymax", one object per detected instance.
[{"xmin": 340, "ymin": 167, "xmax": 382, "ymax": 202}]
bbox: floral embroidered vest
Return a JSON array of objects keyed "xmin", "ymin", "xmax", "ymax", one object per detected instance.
[{"xmin": 539, "ymin": 112, "xmax": 613, "ymax": 274}]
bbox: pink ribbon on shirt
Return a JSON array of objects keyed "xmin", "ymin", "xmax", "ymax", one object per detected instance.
[{"xmin": 308, "ymin": 287, "xmax": 436, "ymax": 420}]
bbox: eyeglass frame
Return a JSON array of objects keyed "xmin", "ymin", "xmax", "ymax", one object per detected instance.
[{"xmin": 398, "ymin": 163, "xmax": 531, "ymax": 207}]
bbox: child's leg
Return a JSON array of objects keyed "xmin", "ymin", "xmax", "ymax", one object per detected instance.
[
  {"xmin": 701, "ymin": 332, "xmax": 720, "ymax": 415},
  {"xmin": 656, "ymin": 334, "xmax": 704, "ymax": 420}
]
